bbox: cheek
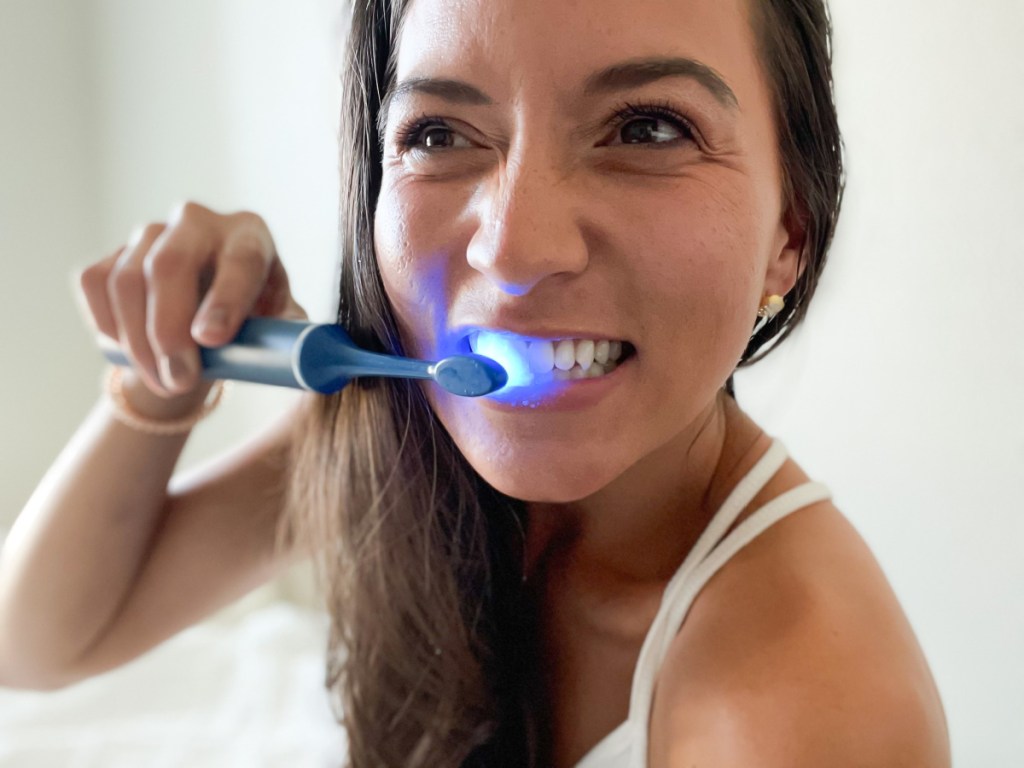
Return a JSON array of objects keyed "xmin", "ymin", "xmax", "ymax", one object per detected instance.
[
  {"xmin": 374, "ymin": 185, "xmax": 456, "ymax": 358},
  {"xmin": 623, "ymin": 179, "xmax": 764, "ymax": 352}
]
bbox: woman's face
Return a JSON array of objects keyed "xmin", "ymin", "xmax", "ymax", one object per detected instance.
[{"xmin": 374, "ymin": 0, "xmax": 801, "ymax": 502}]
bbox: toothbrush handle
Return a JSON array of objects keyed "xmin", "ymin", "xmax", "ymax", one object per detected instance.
[
  {"xmin": 201, "ymin": 318, "xmax": 309, "ymax": 388},
  {"xmin": 100, "ymin": 318, "xmax": 334, "ymax": 392},
  {"xmin": 99, "ymin": 317, "xmax": 446, "ymax": 395}
]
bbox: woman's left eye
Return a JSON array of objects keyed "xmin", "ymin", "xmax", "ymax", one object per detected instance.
[
  {"xmin": 606, "ymin": 105, "xmax": 696, "ymax": 147},
  {"xmin": 396, "ymin": 118, "xmax": 475, "ymax": 152}
]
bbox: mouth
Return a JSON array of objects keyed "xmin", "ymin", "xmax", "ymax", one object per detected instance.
[{"xmin": 463, "ymin": 330, "xmax": 636, "ymax": 389}]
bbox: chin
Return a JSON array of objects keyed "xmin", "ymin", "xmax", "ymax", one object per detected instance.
[{"xmin": 461, "ymin": 443, "xmax": 627, "ymax": 503}]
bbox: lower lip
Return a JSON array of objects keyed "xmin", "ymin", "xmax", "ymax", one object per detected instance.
[{"xmin": 476, "ymin": 355, "xmax": 635, "ymax": 412}]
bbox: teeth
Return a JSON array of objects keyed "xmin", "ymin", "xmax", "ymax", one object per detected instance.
[
  {"xmin": 527, "ymin": 340, "xmax": 555, "ymax": 374},
  {"xmin": 553, "ymin": 339, "xmax": 576, "ymax": 371},
  {"xmin": 466, "ymin": 331, "xmax": 629, "ymax": 386},
  {"xmin": 509, "ymin": 338, "xmax": 529, "ymax": 364},
  {"xmin": 575, "ymin": 339, "xmax": 595, "ymax": 371}
]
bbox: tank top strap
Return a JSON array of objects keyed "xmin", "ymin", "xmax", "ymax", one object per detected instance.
[
  {"xmin": 622, "ymin": 439, "xmax": 787, "ymax": 719},
  {"xmin": 621, "ymin": 443, "xmax": 833, "ymax": 768},
  {"xmin": 642, "ymin": 480, "xmax": 833, "ymax": 694},
  {"xmin": 668, "ymin": 438, "xmax": 791, "ymax": 586}
]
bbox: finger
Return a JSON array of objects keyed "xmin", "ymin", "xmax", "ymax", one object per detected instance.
[
  {"xmin": 191, "ymin": 219, "xmax": 276, "ymax": 346},
  {"xmin": 252, "ymin": 256, "xmax": 305, "ymax": 319},
  {"xmin": 144, "ymin": 220, "xmax": 215, "ymax": 393},
  {"xmin": 108, "ymin": 223, "xmax": 170, "ymax": 396},
  {"xmin": 76, "ymin": 248, "xmax": 125, "ymax": 340}
]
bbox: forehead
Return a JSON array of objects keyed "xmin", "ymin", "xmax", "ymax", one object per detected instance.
[{"xmin": 395, "ymin": 0, "xmax": 764, "ymax": 102}]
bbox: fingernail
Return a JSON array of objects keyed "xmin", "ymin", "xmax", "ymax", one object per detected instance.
[
  {"xmin": 193, "ymin": 307, "xmax": 228, "ymax": 338},
  {"xmin": 160, "ymin": 353, "xmax": 197, "ymax": 391}
]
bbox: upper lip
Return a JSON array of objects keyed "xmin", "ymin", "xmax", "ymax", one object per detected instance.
[{"xmin": 450, "ymin": 322, "xmax": 630, "ymax": 344}]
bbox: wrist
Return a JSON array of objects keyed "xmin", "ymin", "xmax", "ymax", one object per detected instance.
[
  {"xmin": 104, "ymin": 367, "xmax": 226, "ymax": 435},
  {"xmin": 120, "ymin": 368, "xmax": 213, "ymax": 418}
]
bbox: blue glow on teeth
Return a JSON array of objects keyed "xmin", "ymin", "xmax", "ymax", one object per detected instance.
[
  {"xmin": 468, "ymin": 331, "xmax": 626, "ymax": 400},
  {"xmin": 472, "ymin": 332, "xmax": 533, "ymax": 388}
]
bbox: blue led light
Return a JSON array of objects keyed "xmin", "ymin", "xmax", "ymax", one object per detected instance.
[{"xmin": 473, "ymin": 333, "xmax": 533, "ymax": 389}]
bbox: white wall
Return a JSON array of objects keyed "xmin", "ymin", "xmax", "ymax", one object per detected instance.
[
  {"xmin": 88, "ymin": 0, "xmax": 343, "ymax": 475},
  {"xmin": 0, "ymin": 1, "xmax": 1021, "ymax": 764},
  {"xmin": 0, "ymin": 0, "xmax": 103, "ymax": 528},
  {"xmin": 736, "ymin": 2, "xmax": 1024, "ymax": 764}
]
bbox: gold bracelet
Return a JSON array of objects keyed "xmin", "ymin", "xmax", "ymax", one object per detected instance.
[{"xmin": 104, "ymin": 366, "xmax": 228, "ymax": 436}]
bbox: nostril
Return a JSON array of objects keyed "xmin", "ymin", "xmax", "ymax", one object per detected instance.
[
  {"xmin": 494, "ymin": 279, "xmax": 534, "ymax": 298},
  {"xmin": 466, "ymin": 200, "xmax": 589, "ymax": 295}
]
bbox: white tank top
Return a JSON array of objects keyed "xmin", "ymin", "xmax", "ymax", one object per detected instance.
[{"xmin": 572, "ymin": 440, "xmax": 831, "ymax": 768}]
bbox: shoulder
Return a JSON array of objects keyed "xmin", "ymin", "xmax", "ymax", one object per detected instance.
[{"xmin": 648, "ymin": 492, "xmax": 950, "ymax": 767}]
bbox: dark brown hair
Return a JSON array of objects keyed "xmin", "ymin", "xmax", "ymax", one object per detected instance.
[
  {"xmin": 280, "ymin": 1, "xmax": 844, "ymax": 765},
  {"xmin": 740, "ymin": 0, "xmax": 845, "ymax": 366}
]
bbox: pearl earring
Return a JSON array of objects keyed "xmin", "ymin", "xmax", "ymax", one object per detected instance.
[{"xmin": 751, "ymin": 294, "xmax": 785, "ymax": 337}]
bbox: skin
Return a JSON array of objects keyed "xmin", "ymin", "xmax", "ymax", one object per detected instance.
[{"xmin": 375, "ymin": 0, "xmax": 951, "ymax": 765}]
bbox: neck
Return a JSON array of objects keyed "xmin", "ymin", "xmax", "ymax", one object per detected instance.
[{"xmin": 523, "ymin": 391, "xmax": 763, "ymax": 588}]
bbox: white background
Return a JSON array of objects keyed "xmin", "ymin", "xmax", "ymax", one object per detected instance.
[{"xmin": 0, "ymin": 1, "xmax": 1021, "ymax": 765}]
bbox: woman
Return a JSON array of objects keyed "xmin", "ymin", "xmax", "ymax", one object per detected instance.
[{"xmin": 0, "ymin": 0, "xmax": 950, "ymax": 765}]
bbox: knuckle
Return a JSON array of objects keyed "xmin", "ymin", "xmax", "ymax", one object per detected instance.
[
  {"xmin": 78, "ymin": 262, "xmax": 108, "ymax": 295},
  {"xmin": 133, "ymin": 222, "xmax": 165, "ymax": 244},
  {"xmin": 230, "ymin": 209, "xmax": 267, "ymax": 231},
  {"xmin": 171, "ymin": 200, "xmax": 210, "ymax": 224}
]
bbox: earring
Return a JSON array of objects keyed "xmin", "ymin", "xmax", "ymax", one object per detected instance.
[{"xmin": 751, "ymin": 294, "xmax": 785, "ymax": 337}]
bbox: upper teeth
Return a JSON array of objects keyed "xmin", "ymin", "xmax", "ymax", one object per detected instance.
[{"xmin": 469, "ymin": 331, "xmax": 625, "ymax": 382}]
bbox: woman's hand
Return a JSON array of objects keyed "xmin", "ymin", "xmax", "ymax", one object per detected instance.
[{"xmin": 77, "ymin": 202, "xmax": 306, "ymax": 401}]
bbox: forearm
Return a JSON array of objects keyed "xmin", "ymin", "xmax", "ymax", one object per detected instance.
[{"xmin": 0, "ymin": 374, "xmax": 211, "ymax": 688}]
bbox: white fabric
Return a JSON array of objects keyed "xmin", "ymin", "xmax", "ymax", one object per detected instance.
[
  {"xmin": 575, "ymin": 440, "xmax": 832, "ymax": 768},
  {"xmin": 0, "ymin": 602, "xmax": 346, "ymax": 767}
]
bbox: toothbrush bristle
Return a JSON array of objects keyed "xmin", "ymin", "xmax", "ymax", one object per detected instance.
[{"xmin": 433, "ymin": 354, "xmax": 508, "ymax": 397}]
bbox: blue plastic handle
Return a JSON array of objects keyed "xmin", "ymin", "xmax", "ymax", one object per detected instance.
[{"xmin": 100, "ymin": 317, "xmax": 507, "ymax": 397}]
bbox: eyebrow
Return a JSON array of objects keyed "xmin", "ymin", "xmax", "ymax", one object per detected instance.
[
  {"xmin": 387, "ymin": 77, "xmax": 495, "ymax": 108},
  {"xmin": 378, "ymin": 77, "xmax": 494, "ymax": 137},
  {"xmin": 583, "ymin": 57, "xmax": 738, "ymax": 109},
  {"xmin": 379, "ymin": 56, "xmax": 738, "ymax": 134}
]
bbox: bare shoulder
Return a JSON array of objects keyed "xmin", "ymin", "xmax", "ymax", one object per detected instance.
[{"xmin": 648, "ymin": 491, "xmax": 950, "ymax": 767}]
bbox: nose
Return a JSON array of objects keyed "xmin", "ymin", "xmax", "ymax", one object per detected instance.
[{"xmin": 465, "ymin": 157, "xmax": 589, "ymax": 296}]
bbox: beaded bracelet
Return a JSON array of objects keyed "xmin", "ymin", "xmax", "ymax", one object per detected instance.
[{"xmin": 104, "ymin": 366, "xmax": 228, "ymax": 436}]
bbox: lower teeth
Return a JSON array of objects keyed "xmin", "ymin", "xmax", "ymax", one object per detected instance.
[{"xmin": 550, "ymin": 361, "xmax": 617, "ymax": 381}]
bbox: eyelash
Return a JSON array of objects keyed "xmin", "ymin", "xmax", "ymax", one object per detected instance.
[
  {"xmin": 608, "ymin": 100, "xmax": 698, "ymax": 145},
  {"xmin": 393, "ymin": 100, "xmax": 699, "ymax": 151},
  {"xmin": 395, "ymin": 114, "xmax": 449, "ymax": 150}
]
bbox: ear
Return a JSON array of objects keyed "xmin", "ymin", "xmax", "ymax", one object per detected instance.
[{"xmin": 763, "ymin": 199, "xmax": 808, "ymax": 298}]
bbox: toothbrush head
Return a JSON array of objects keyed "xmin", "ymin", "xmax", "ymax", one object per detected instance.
[{"xmin": 431, "ymin": 354, "xmax": 508, "ymax": 397}]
